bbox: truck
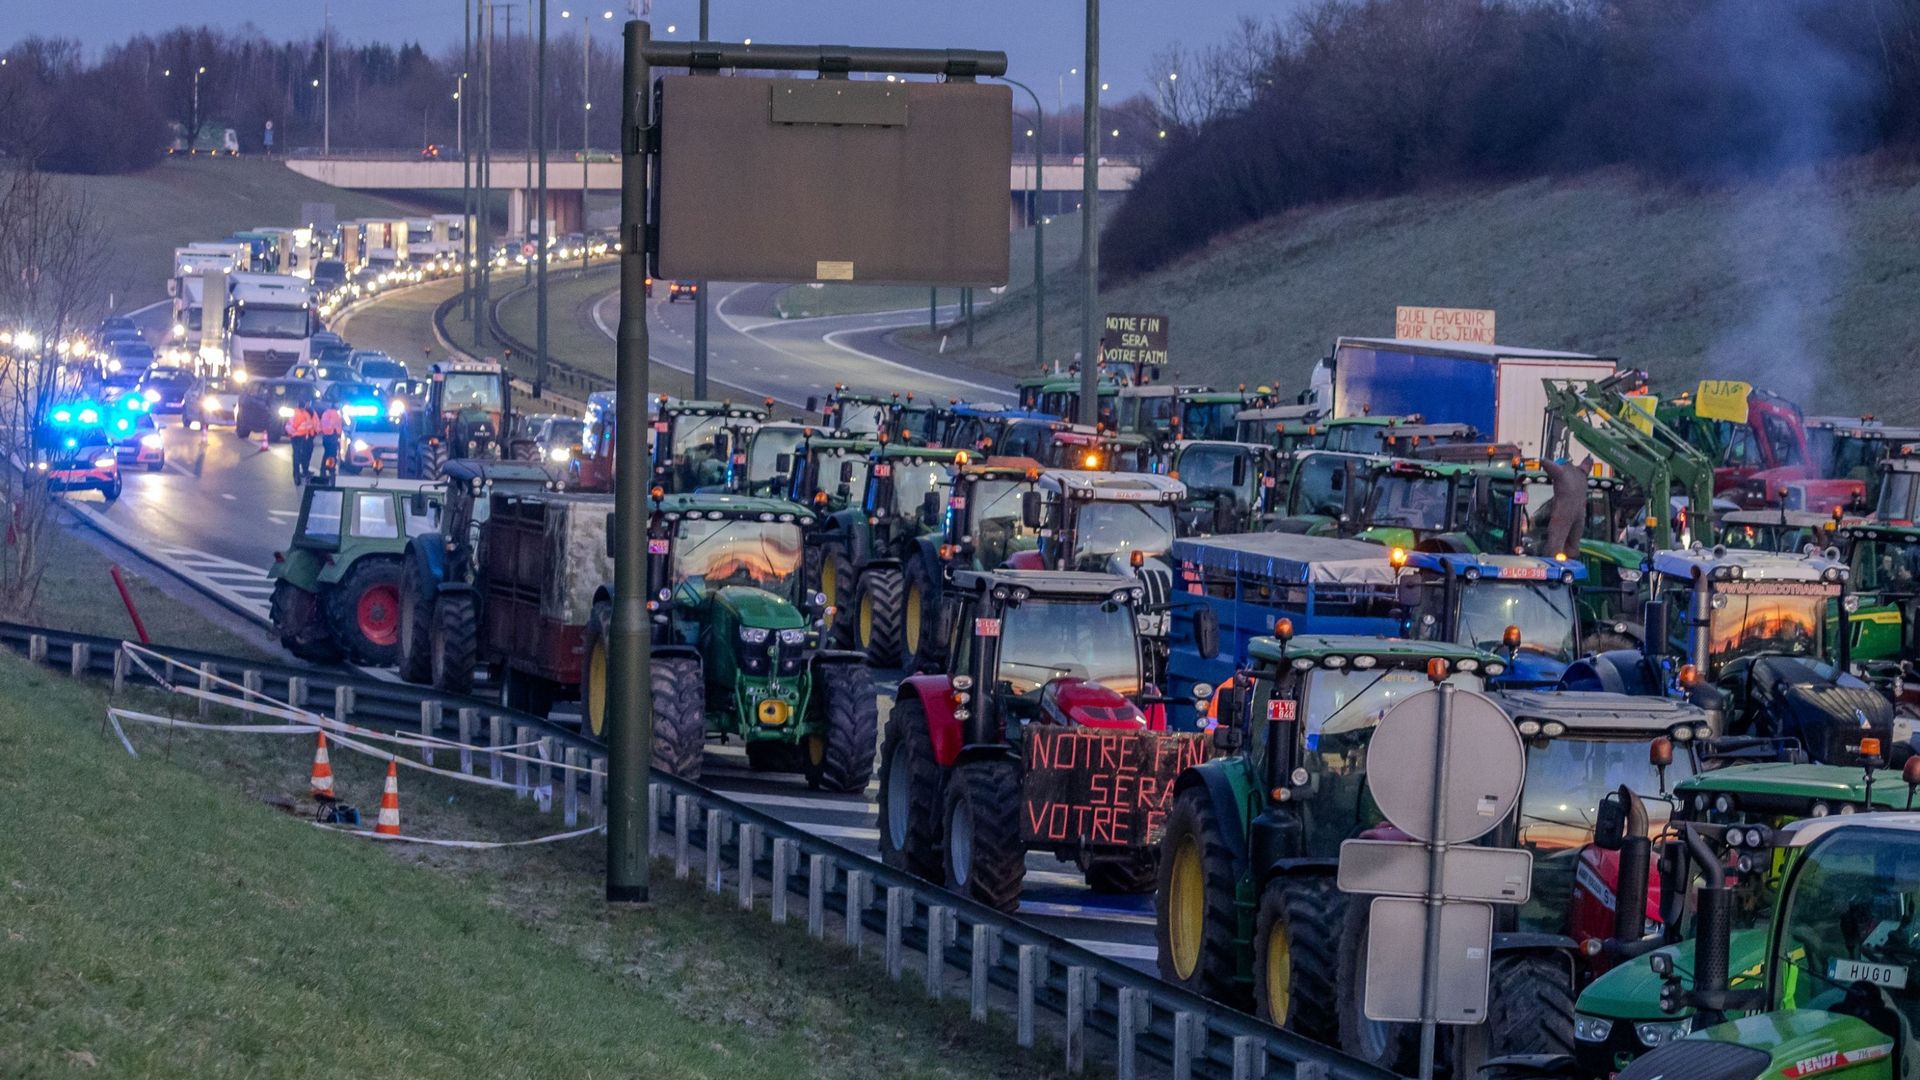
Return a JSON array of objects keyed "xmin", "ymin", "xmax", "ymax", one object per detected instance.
[
  {"xmin": 1325, "ymin": 337, "xmax": 1617, "ymax": 457},
  {"xmin": 224, "ymin": 272, "xmax": 314, "ymax": 380}
]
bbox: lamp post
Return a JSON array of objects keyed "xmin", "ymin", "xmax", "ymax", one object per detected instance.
[
  {"xmin": 691, "ymin": 0, "xmax": 711, "ymax": 400},
  {"xmin": 1079, "ymin": 0, "xmax": 1100, "ymax": 426},
  {"xmin": 322, "ymin": 0, "xmax": 332, "ymax": 155},
  {"xmin": 1000, "ymin": 78, "xmax": 1045, "ymax": 372},
  {"xmin": 536, "ymin": 0, "xmax": 549, "ymax": 394},
  {"xmin": 561, "ymin": 9, "xmax": 613, "ymax": 272}
]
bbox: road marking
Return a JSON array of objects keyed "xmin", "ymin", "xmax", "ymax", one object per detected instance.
[
  {"xmin": 818, "ymin": 324, "xmax": 1015, "ymax": 399},
  {"xmin": 221, "ymin": 493, "xmax": 237, "ymax": 500}
]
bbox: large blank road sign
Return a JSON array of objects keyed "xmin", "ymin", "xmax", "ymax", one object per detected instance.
[
  {"xmin": 1364, "ymin": 688, "xmax": 1523, "ymax": 844},
  {"xmin": 1337, "ymin": 840, "xmax": 1533, "ymax": 904},
  {"xmin": 656, "ymin": 76, "xmax": 1011, "ymax": 287},
  {"xmin": 1364, "ymin": 897, "xmax": 1494, "ymax": 1024}
]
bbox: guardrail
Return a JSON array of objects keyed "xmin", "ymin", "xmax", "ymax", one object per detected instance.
[
  {"xmin": 429, "ymin": 275, "xmax": 608, "ymax": 412},
  {"xmin": 0, "ymin": 619, "xmax": 1392, "ymax": 1080}
]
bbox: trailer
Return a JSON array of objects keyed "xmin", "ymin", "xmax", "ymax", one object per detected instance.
[{"xmin": 477, "ymin": 491, "xmax": 614, "ymax": 713}]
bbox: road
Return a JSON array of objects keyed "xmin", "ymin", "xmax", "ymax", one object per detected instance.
[{"xmin": 87, "ymin": 276, "xmax": 1157, "ymax": 971}]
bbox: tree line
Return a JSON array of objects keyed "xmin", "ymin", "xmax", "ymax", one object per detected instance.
[{"xmin": 1107, "ymin": 0, "xmax": 1920, "ymax": 281}]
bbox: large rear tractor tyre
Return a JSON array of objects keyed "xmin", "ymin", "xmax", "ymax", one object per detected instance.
[
  {"xmin": 650, "ymin": 655, "xmax": 707, "ymax": 780},
  {"xmin": 1449, "ymin": 951, "xmax": 1576, "ymax": 1079},
  {"xmin": 855, "ymin": 568, "xmax": 907, "ymax": 669},
  {"xmin": 1337, "ymin": 898, "xmax": 1419, "ymax": 1073},
  {"xmin": 1154, "ymin": 787, "xmax": 1245, "ymax": 1007},
  {"xmin": 325, "ymin": 558, "xmax": 404, "ymax": 667},
  {"xmin": 1253, "ymin": 875, "xmax": 1344, "ymax": 1042},
  {"xmin": 1085, "ymin": 853, "xmax": 1158, "ymax": 894},
  {"xmin": 942, "ymin": 758, "xmax": 1025, "ymax": 913},
  {"xmin": 902, "ymin": 557, "xmax": 939, "ymax": 669},
  {"xmin": 805, "ymin": 661, "xmax": 878, "ymax": 793},
  {"xmin": 430, "ymin": 590, "xmax": 480, "ymax": 695},
  {"xmin": 878, "ymin": 699, "xmax": 944, "ymax": 880},
  {"xmin": 421, "ymin": 440, "xmax": 448, "ymax": 481},
  {"xmin": 270, "ymin": 580, "xmax": 343, "ymax": 663},
  {"xmin": 396, "ymin": 557, "xmax": 435, "ymax": 684},
  {"xmin": 581, "ymin": 599, "xmax": 611, "ymax": 738}
]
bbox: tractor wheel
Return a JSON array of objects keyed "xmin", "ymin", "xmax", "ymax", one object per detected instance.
[
  {"xmin": 807, "ymin": 543, "xmax": 857, "ymax": 646},
  {"xmin": 422, "ymin": 440, "xmax": 448, "ymax": 481},
  {"xmin": 512, "ymin": 441, "xmax": 538, "ymax": 462},
  {"xmin": 1154, "ymin": 786, "xmax": 1245, "ymax": 1006},
  {"xmin": 236, "ymin": 424, "xmax": 252, "ymax": 441},
  {"xmin": 582, "ymin": 599, "xmax": 611, "ymax": 737},
  {"xmin": 1337, "ymin": 897, "xmax": 1419, "ymax": 1073},
  {"xmin": 430, "ymin": 590, "xmax": 480, "ymax": 695},
  {"xmin": 878, "ymin": 698, "xmax": 944, "ymax": 881},
  {"xmin": 1085, "ymin": 853, "xmax": 1158, "ymax": 894},
  {"xmin": 1449, "ymin": 951, "xmax": 1576, "ymax": 1079},
  {"xmin": 650, "ymin": 655, "xmax": 707, "ymax": 780},
  {"xmin": 855, "ymin": 568, "xmax": 907, "ymax": 668},
  {"xmin": 1253, "ymin": 874, "xmax": 1344, "ymax": 1042},
  {"xmin": 745, "ymin": 741, "xmax": 801, "ymax": 772},
  {"xmin": 102, "ymin": 476, "xmax": 122, "ymax": 502},
  {"xmin": 805, "ymin": 661, "xmax": 878, "ymax": 793},
  {"xmin": 902, "ymin": 558, "xmax": 939, "ymax": 669},
  {"xmin": 325, "ymin": 558, "xmax": 404, "ymax": 666},
  {"xmin": 396, "ymin": 557, "xmax": 435, "ymax": 684},
  {"xmin": 269, "ymin": 580, "xmax": 342, "ymax": 663},
  {"xmin": 942, "ymin": 758, "xmax": 1025, "ymax": 913}
]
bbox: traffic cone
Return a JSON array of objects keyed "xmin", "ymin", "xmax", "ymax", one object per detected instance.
[
  {"xmin": 308, "ymin": 732, "xmax": 335, "ymax": 800},
  {"xmin": 374, "ymin": 759, "xmax": 401, "ymax": 836}
]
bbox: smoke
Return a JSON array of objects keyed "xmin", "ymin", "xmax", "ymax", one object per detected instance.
[{"xmin": 1684, "ymin": 0, "xmax": 1882, "ymax": 407}]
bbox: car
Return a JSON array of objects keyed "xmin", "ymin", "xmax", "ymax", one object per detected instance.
[
  {"xmin": 113, "ymin": 411, "xmax": 166, "ymax": 472},
  {"xmin": 97, "ymin": 367, "xmax": 143, "ymax": 403},
  {"xmin": 324, "ymin": 383, "xmax": 401, "ymax": 474},
  {"xmin": 532, "ymin": 414, "xmax": 586, "ymax": 466},
  {"xmin": 348, "ymin": 351, "xmax": 409, "ymax": 393},
  {"xmin": 185, "ymin": 373, "xmax": 241, "ymax": 430},
  {"xmin": 668, "ymin": 280, "xmax": 700, "ymax": 303},
  {"xmin": 302, "ymin": 362, "xmax": 357, "ymax": 397},
  {"xmin": 236, "ymin": 378, "xmax": 318, "ymax": 443},
  {"xmin": 97, "ymin": 315, "xmax": 138, "ymax": 336},
  {"xmin": 311, "ymin": 259, "xmax": 347, "ymax": 293},
  {"xmin": 106, "ymin": 340, "xmax": 156, "ymax": 375},
  {"xmin": 310, "ymin": 331, "xmax": 347, "ymax": 354},
  {"xmin": 35, "ymin": 415, "xmax": 122, "ymax": 502},
  {"xmin": 134, "ymin": 365, "xmax": 196, "ymax": 415}
]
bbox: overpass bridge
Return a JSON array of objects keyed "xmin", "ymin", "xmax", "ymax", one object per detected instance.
[{"xmin": 283, "ymin": 152, "xmax": 1140, "ymax": 236}]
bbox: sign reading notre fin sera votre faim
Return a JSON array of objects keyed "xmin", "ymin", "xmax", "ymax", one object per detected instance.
[{"xmin": 1102, "ymin": 313, "xmax": 1170, "ymax": 367}]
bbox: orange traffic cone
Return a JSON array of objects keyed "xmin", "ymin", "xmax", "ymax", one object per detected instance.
[
  {"xmin": 374, "ymin": 759, "xmax": 401, "ymax": 835},
  {"xmin": 309, "ymin": 732, "xmax": 335, "ymax": 800}
]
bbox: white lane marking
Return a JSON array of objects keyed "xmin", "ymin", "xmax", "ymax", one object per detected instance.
[
  {"xmin": 221, "ymin": 493, "xmax": 237, "ymax": 501},
  {"xmin": 588, "ymin": 288, "xmax": 810, "ymax": 409},
  {"xmin": 715, "ymin": 789, "xmax": 875, "ymax": 814},
  {"xmin": 817, "ymin": 324, "xmax": 1015, "ymax": 399}
]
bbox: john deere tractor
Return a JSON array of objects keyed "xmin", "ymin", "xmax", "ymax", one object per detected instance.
[
  {"xmin": 782, "ymin": 431, "xmax": 878, "ymax": 625},
  {"xmin": 646, "ymin": 397, "xmax": 768, "ymax": 494},
  {"xmin": 398, "ymin": 359, "xmax": 510, "ymax": 479},
  {"xmin": 579, "ymin": 493, "xmax": 877, "ymax": 790}
]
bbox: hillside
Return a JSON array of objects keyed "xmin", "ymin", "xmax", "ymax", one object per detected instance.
[
  {"xmin": 59, "ymin": 157, "xmax": 421, "ymax": 314},
  {"xmin": 904, "ymin": 161, "xmax": 1920, "ymax": 417}
]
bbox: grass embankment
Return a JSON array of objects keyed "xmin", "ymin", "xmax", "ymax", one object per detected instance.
[
  {"xmin": 329, "ymin": 276, "xmax": 465, "ymax": 367},
  {"xmin": 482, "ymin": 263, "xmax": 711, "ymax": 400},
  {"xmin": 26, "ymin": 519, "xmax": 272, "ymax": 661},
  {"xmin": 899, "ymin": 162, "xmax": 1920, "ymax": 414},
  {"xmin": 773, "ymin": 212, "xmax": 1084, "ymax": 321},
  {"xmin": 0, "ymin": 652, "xmax": 1060, "ymax": 1079},
  {"xmin": 69, "ymin": 158, "xmax": 423, "ymax": 314}
]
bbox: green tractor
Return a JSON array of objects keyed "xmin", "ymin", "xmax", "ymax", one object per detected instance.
[
  {"xmin": 728, "ymin": 421, "xmax": 811, "ymax": 497},
  {"xmin": 1615, "ymin": 811, "xmax": 1920, "ymax": 1080},
  {"xmin": 1840, "ymin": 523, "xmax": 1920, "ymax": 669},
  {"xmin": 782, "ymin": 432, "xmax": 879, "ymax": 625},
  {"xmin": 1167, "ymin": 439, "xmax": 1284, "ymax": 535},
  {"xmin": 397, "ymin": 360, "xmax": 511, "ymax": 480},
  {"xmin": 269, "ymin": 482, "xmax": 440, "ymax": 665},
  {"xmin": 579, "ymin": 493, "xmax": 876, "ymax": 790},
  {"xmin": 647, "ymin": 397, "xmax": 769, "ymax": 494}
]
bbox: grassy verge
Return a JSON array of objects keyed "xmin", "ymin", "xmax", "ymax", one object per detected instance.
[
  {"xmin": 26, "ymin": 517, "xmax": 273, "ymax": 661},
  {"xmin": 485, "ymin": 265, "xmax": 713, "ymax": 400},
  {"xmin": 0, "ymin": 652, "xmax": 1061, "ymax": 1078}
]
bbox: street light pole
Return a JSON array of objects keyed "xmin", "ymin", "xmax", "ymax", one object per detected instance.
[
  {"xmin": 475, "ymin": 0, "xmax": 493, "ymax": 350},
  {"xmin": 1001, "ymin": 78, "xmax": 1045, "ymax": 372},
  {"xmin": 322, "ymin": 0, "xmax": 331, "ymax": 155},
  {"xmin": 462, "ymin": 0, "xmax": 473, "ymax": 322},
  {"xmin": 1078, "ymin": 0, "xmax": 1100, "ymax": 426},
  {"xmin": 692, "ymin": 0, "xmax": 710, "ymax": 400},
  {"xmin": 537, "ymin": 0, "xmax": 550, "ymax": 395},
  {"xmin": 581, "ymin": 13, "xmax": 591, "ymax": 273}
]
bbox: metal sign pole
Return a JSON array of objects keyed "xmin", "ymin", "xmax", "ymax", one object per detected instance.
[
  {"xmin": 607, "ymin": 17, "xmax": 654, "ymax": 904},
  {"xmin": 692, "ymin": 0, "xmax": 711, "ymax": 401},
  {"xmin": 536, "ymin": 0, "xmax": 550, "ymax": 397},
  {"xmin": 1077, "ymin": 0, "xmax": 1099, "ymax": 426},
  {"xmin": 1417, "ymin": 682, "xmax": 1454, "ymax": 1080}
]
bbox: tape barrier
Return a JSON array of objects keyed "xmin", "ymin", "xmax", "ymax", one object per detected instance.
[{"xmin": 312, "ymin": 822, "xmax": 603, "ymax": 849}]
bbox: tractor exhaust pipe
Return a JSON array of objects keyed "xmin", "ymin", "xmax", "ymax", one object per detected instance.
[{"xmin": 1613, "ymin": 788, "xmax": 1652, "ymax": 945}]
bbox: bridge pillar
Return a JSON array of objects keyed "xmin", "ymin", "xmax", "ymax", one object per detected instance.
[
  {"xmin": 546, "ymin": 189, "xmax": 584, "ymax": 236},
  {"xmin": 507, "ymin": 188, "xmax": 529, "ymax": 241}
]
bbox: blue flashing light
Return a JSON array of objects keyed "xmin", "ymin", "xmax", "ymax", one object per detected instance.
[
  {"xmin": 114, "ymin": 418, "xmax": 131, "ymax": 432},
  {"xmin": 343, "ymin": 403, "xmax": 378, "ymax": 418},
  {"xmin": 63, "ymin": 437, "xmax": 77, "ymax": 448}
]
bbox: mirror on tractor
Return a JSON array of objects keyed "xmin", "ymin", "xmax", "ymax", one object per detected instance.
[
  {"xmin": 921, "ymin": 489, "xmax": 942, "ymax": 525},
  {"xmin": 1231, "ymin": 452, "xmax": 1248, "ymax": 488},
  {"xmin": 775, "ymin": 451, "xmax": 794, "ymax": 477},
  {"xmin": 1193, "ymin": 606, "xmax": 1221, "ymax": 660},
  {"xmin": 839, "ymin": 460, "xmax": 855, "ymax": 485},
  {"xmin": 805, "ymin": 395, "xmax": 819, "ymax": 413},
  {"xmin": 710, "ymin": 431, "xmax": 730, "ymax": 461},
  {"xmin": 409, "ymin": 491, "xmax": 429, "ymax": 517},
  {"xmin": 1021, "ymin": 489, "xmax": 1045, "ymax": 529},
  {"xmin": 1212, "ymin": 681, "xmax": 1247, "ymax": 753},
  {"xmin": 1593, "ymin": 791, "xmax": 1628, "ymax": 851}
]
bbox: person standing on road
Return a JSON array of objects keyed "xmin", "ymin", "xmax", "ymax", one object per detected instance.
[
  {"xmin": 287, "ymin": 401, "xmax": 319, "ymax": 484},
  {"xmin": 316, "ymin": 401, "xmax": 345, "ymax": 481}
]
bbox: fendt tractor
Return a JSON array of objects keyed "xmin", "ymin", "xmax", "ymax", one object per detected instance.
[
  {"xmin": 269, "ymin": 482, "xmax": 438, "ymax": 665},
  {"xmin": 878, "ymin": 569, "xmax": 1209, "ymax": 910},
  {"xmin": 579, "ymin": 493, "xmax": 878, "ymax": 791},
  {"xmin": 397, "ymin": 359, "xmax": 511, "ymax": 479}
]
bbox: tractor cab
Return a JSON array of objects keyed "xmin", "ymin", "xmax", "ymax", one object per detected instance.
[
  {"xmin": 1172, "ymin": 391, "xmax": 1257, "ymax": 443},
  {"xmin": 1396, "ymin": 549, "xmax": 1590, "ymax": 686},
  {"xmin": 805, "ymin": 387, "xmax": 895, "ymax": 437},
  {"xmin": 1168, "ymin": 439, "xmax": 1281, "ymax": 535},
  {"xmin": 1838, "ymin": 523, "xmax": 1920, "ymax": 669},
  {"xmin": 933, "ymin": 402, "xmax": 1056, "ymax": 454},
  {"xmin": 934, "ymin": 457, "xmax": 1047, "ymax": 574},
  {"xmin": 648, "ymin": 397, "xmax": 769, "ymax": 495},
  {"xmin": 1717, "ymin": 509, "xmax": 1838, "ymax": 554},
  {"xmin": 648, "ymin": 493, "xmax": 816, "ymax": 655},
  {"xmin": 857, "ymin": 445, "xmax": 968, "ymax": 539},
  {"xmin": 1034, "ymin": 377, "xmax": 1120, "ymax": 427},
  {"xmin": 1018, "ymin": 470, "xmax": 1184, "ymax": 576},
  {"xmin": 1876, "ymin": 457, "xmax": 1920, "ymax": 526},
  {"xmin": 1320, "ymin": 415, "xmax": 1479, "ymax": 456},
  {"xmin": 1114, "ymin": 383, "xmax": 1206, "ymax": 441},
  {"xmin": 889, "ymin": 395, "xmax": 944, "ymax": 447},
  {"xmin": 1264, "ymin": 450, "xmax": 1383, "ymax": 535},
  {"xmin": 1043, "ymin": 425, "xmax": 1156, "ymax": 473},
  {"xmin": 782, "ymin": 433, "xmax": 879, "ymax": 514},
  {"xmin": 402, "ymin": 359, "xmax": 508, "ymax": 477},
  {"xmin": 730, "ymin": 421, "xmax": 810, "ymax": 497},
  {"xmin": 1814, "ymin": 423, "xmax": 1920, "ymax": 511},
  {"xmin": 1232, "ymin": 403, "xmax": 1325, "ymax": 452}
]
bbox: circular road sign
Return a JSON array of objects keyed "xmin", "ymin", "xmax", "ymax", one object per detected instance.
[{"xmin": 1364, "ymin": 687, "xmax": 1524, "ymax": 845}]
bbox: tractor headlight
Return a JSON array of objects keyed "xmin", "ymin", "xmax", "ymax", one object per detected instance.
[
  {"xmin": 278, "ymin": 406, "xmax": 294, "ymax": 418},
  {"xmin": 549, "ymin": 447, "xmax": 572, "ymax": 463},
  {"xmin": 739, "ymin": 627, "xmax": 770, "ymax": 644},
  {"xmin": 1619, "ymin": 568, "xmax": 1643, "ymax": 583},
  {"xmin": 1573, "ymin": 1015, "xmax": 1614, "ymax": 1043},
  {"xmin": 1634, "ymin": 1019, "xmax": 1693, "ymax": 1047},
  {"xmin": 778, "ymin": 628, "xmax": 807, "ymax": 646}
]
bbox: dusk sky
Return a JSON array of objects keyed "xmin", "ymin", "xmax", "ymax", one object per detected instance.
[{"xmin": 0, "ymin": 0, "xmax": 1308, "ymax": 100}]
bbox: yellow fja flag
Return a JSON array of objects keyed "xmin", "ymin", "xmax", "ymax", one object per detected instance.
[{"xmin": 1694, "ymin": 379, "xmax": 1752, "ymax": 424}]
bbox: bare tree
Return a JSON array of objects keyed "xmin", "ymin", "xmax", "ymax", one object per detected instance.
[
  {"xmin": 0, "ymin": 164, "xmax": 111, "ymax": 617},
  {"xmin": 1150, "ymin": 16, "xmax": 1285, "ymax": 136}
]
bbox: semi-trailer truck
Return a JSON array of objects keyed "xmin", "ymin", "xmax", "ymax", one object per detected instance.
[{"xmin": 225, "ymin": 272, "xmax": 315, "ymax": 380}]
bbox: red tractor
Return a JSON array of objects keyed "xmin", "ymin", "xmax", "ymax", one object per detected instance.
[{"xmin": 877, "ymin": 568, "xmax": 1210, "ymax": 912}]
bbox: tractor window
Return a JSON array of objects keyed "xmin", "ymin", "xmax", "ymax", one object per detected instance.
[
  {"xmin": 1879, "ymin": 471, "xmax": 1918, "ymax": 523},
  {"xmin": 1368, "ymin": 476, "xmax": 1451, "ymax": 532},
  {"xmin": 1761, "ymin": 414, "xmax": 1803, "ymax": 469},
  {"xmin": 353, "ymin": 494, "xmax": 400, "ymax": 539},
  {"xmin": 889, "ymin": 461, "xmax": 949, "ymax": 529},
  {"xmin": 966, "ymin": 479, "xmax": 1038, "ymax": 570},
  {"xmin": 1853, "ymin": 540, "xmax": 1920, "ymax": 598},
  {"xmin": 1292, "ymin": 456, "xmax": 1347, "ymax": 518},
  {"xmin": 1181, "ymin": 402, "xmax": 1239, "ymax": 442},
  {"xmin": 1831, "ymin": 437, "xmax": 1881, "ymax": 484},
  {"xmin": 994, "ymin": 598, "xmax": 1141, "ymax": 697},
  {"xmin": 999, "ymin": 424, "xmax": 1050, "ymax": 460},
  {"xmin": 1068, "ymin": 502, "xmax": 1175, "ymax": 571},
  {"xmin": 1457, "ymin": 581, "xmax": 1577, "ymax": 663},
  {"xmin": 670, "ymin": 518, "xmax": 804, "ymax": 601},
  {"xmin": 1774, "ymin": 829, "xmax": 1920, "ymax": 1033},
  {"xmin": 441, "ymin": 372, "xmax": 502, "ymax": 411},
  {"xmin": 1723, "ymin": 424, "xmax": 1762, "ymax": 469},
  {"xmin": 1707, "ymin": 583, "xmax": 1833, "ymax": 666},
  {"xmin": 837, "ymin": 403, "xmax": 886, "ymax": 434},
  {"xmin": 1174, "ymin": 446, "xmax": 1249, "ymax": 500},
  {"xmin": 300, "ymin": 489, "xmax": 344, "ymax": 545},
  {"xmin": 745, "ymin": 428, "xmax": 804, "ymax": 495}
]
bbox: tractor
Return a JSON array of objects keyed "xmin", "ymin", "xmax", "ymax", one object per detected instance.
[
  {"xmin": 930, "ymin": 402, "xmax": 1060, "ymax": 455},
  {"xmin": 1617, "ymin": 812, "xmax": 1920, "ymax": 1080},
  {"xmin": 877, "ymin": 569, "xmax": 1207, "ymax": 910},
  {"xmin": 645, "ymin": 397, "xmax": 768, "ymax": 495},
  {"xmin": 1392, "ymin": 549, "xmax": 1618, "ymax": 684},
  {"xmin": 1840, "ymin": 523, "xmax": 1920, "ymax": 673},
  {"xmin": 727, "ymin": 421, "xmax": 811, "ymax": 497},
  {"xmin": 269, "ymin": 482, "xmax": 439, "ymax": 665},
  {"xmin": 397, "ymin": 359, "xmax": 510, "ymax": 479},
  {"xmin": 1166, "ymin": 439, "xmax": 1284, "ymax": 535},
  {"xmin": 783, "ymin": 432, "xmax": 879, "ymax": 621},
  {"xmin": 912, "ymin": 456, "xmax": 1050, "ymax": 668},
  {"xmin": 578, "ymin": 493, "xmax": 876, "ymax": 790}
]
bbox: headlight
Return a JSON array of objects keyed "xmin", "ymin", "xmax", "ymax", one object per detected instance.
[
  {"xmin": 77, "ymin": 408, "xmax": 99, "ymax": 424},
  {"xmin": 171, "ymin": 322, "xmax": 186, "ymax": 339},
  {"xmin": 388, "ymin": 399, "xmax": 407, "ymax": 418},
  {"xmin": 740, "ymin": 627, "xmax": 770, "ymax": 644},
  {"xmin": 232, "ymin": 369, "xmax": 249, "ymax": 384},
  {"xmin": 140, "ymin": 433, "xmax": 164, "ymax": 449},
  {"xmin": 1635, "ymin": 1018, "xmax": 1693, "ymax": 1047},
  {"xmin": 1619, "ymin": 568, "xmax": 1643, "ymax": 583},
  {"xmin": 142, "ymin": 389, "xmax": 161, "ymax": 403},
  {"xmin": 352, "ymin": 439, "xmax": 370, "ymax": 452},
  {"xmin": 1573, "ymin": 1015, "xmax": 1614, "ymax": 1043},
  {"xmin": 93, "ymin": 456, "xmax": 116, "ymax": 468},
  {"xmin": 778, "ymin": 628, "xmax": 807, "ymax": 646},
  {"xmin": 549, "ymin": 447, "xmax": 572, "ymax": 463},
  {"xmin": 277, "ymin": 406, "xmax": 294, "ymax": 418},
  {"xmin": 108, "ymin": 359, "xmax": 122, "ymax": 372},
  {"xmin": 202, "ymin": 395, "xmax": 222, "ymax": 410}
]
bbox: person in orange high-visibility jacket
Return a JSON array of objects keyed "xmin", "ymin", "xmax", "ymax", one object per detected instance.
[
  {"xmin": 315, "ymin": 403, "xmax": 346, "ymax": 480},
  {"xmin": 286, "ymin": 401, "xmax": 319, "ymax": 484}
]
